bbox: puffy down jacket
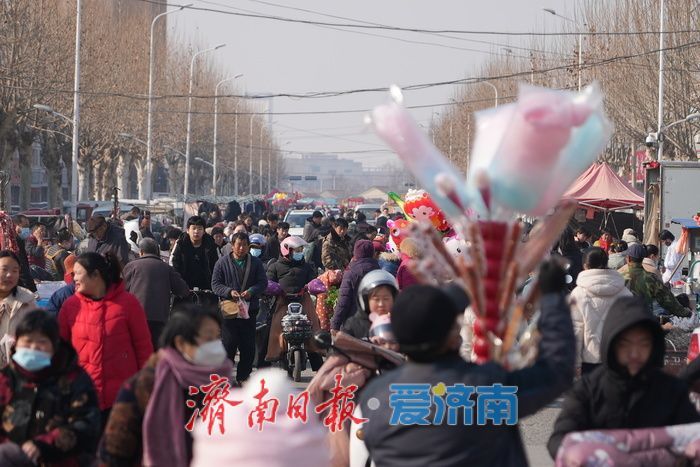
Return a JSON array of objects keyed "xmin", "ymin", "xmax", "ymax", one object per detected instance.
[{"xmin": 59, "ymin": 281, "xmax": 153, "ymax": 410}]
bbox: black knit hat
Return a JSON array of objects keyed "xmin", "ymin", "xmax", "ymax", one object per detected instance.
[{"xmin": 391, "ymin": 285, "xmax": 461, "ymax": 357}]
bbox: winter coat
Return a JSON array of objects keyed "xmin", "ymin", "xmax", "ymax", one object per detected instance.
[
  {"xmin": 320, "ymin": 230, "xmax": 351, "ymax": 271},
  {"xmin": 16, "ymin": 236, "xmax": 36, "ymax": 292},
  {"xmin": 0, "ymin": 287, "xmax": 37, "ymax": 365},
  {"xmin": 170, "ymin": 232, "xmax": 219, "ymax": 290},
  {"xmin": 302, "ymin": 218, "xmax": 322, "ymax": 243},
  {"xmin": 44, "ymin": 245, "xmax": 70, "ymax": 281},
  {"xmin": 547, "ymin": 299, "xmax": 700, "ymax": 458},
  {"xmin": 397, "ymin": 258, "xmax": 419, "ymax": 290},
  {"xmin": 58, "ymin": 281, "xmax": 153, "ymax": 410},
  {"xmin": 266, "ymin": 257, "xmax": 317, "ymax": 296},
  {"xmin": 45, "ymin": 283, "xmax": 75, "ymax": 316},
  {"xmin": 360, "ymin": 293, "xmax": 575, "ymax": 467},
  {"xmin": 211, "ymin": 253, "xmax": 267, "ymax": 316},
  {"xmin": 0, "ymin": 342, "xmax": 100, "ymax": 465},
  {"xmin": 618, "ymin": 259, "xmax": 661, "ymax": 279},
  {"xmin": 621, "ymin": 262, "xmax": 690, "ymax": 318},
  {"xmin": 330, "ymin": 240, "xmax": 379, "ymax": 331},
  {"xmin": 340, "ymin": 303, "xmax": 371, "ymax": 340},
  {"xmin": 607, "ymin": 253, "xmax": 627, "ymax": 271},
  {"xmin": 77, "ymin": 223, "xmax": 131, "ymax": 266},
  {"xmin": 378, "ymin": 252, "xmax": 400, "ymax": 277},
  {"xmin": 569, "ymin": 268, "xmax": 632, "ymax": 366},
  {"xmin": 25, "ymin": 236, "xmax": 47, "ymax": 269},
  {"xmin": 123, "ymin": 254, "xmax": 190, "ymax": 324},
  {"xmin": 264, "ymin": 234, "xmax": 282, "ymax": 261}
]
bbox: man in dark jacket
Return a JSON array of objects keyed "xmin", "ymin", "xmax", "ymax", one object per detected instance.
[
  {"xmin": 358, "ymin": 260, "xmax": 575, "ymax": 467},
  {"xmin": 169, "ymin": 216, "xmax": 219, "ymax": 291},
  {"xmin": 330, "ymin": 239, "xmax": 380, "ymax": 331},
  {"xmin": 321, "ymin": 218, "xmax": 351, "ymax": 271},
  {"xmin": 123, "ymin": 238, "xmax": 190, "ymax": 349},
  {"xmin": 78, "ymin": 215, "xmax": 131, "ymax": 266},
  {"xmin": 547, "ymin": 295, "xmax": 700, "ymax": 458},
  {"xmin": 211, "ymin": 232, "xmax": 268, "ymax": 383},
  {"xmin": 264, "ymin": 222, "xmax": 289, "ymax": 261},
  {"xmin": 303, "ymin": 211, "xmax": 323, "ymax": 244}
]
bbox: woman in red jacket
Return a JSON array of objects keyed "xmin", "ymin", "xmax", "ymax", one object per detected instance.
[{"xmin": 58, "ymin": 252, "xmax": 153, "ymax": 424}]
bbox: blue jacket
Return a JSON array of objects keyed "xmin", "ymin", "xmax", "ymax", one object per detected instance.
[
  {"xmin": 45, "ymin": 283, "xmax": 76, "ymax": 315},
  {"xmin": 211, "ymin": 253, "xmax": 267, "ymax": 315}
]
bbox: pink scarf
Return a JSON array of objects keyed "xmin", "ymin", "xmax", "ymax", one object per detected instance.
[{"xmin": 142, "ymin": 347, "xmax": 233, "ymax": 467}]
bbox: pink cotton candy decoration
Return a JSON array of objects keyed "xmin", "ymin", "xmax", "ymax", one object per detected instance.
[{"xmin": 485, "ymin": 84, "xmax": 596, "ymax": 214}]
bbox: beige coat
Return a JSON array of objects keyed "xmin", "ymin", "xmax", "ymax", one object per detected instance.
[{"xmin": 0, "ymin": 286, "xmax": 37, "ymax": 365}]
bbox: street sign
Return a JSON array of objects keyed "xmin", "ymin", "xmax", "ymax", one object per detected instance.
[
  {"xmin": 304, "ymin": 176, "xmax": 317, "ymax": 181},
  {"xmin": 288, "ymin": 176, "xmax": 302, "ymax": 181}
]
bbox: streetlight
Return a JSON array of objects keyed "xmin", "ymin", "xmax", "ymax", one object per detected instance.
[
  {"xmin": 184, "ymin": 43, "xmax": 226, "ymax": 216},
  {"xmin": 480, "ymin": 81, "xmax": 498, "ymax": 107},
  {"xmin": 213, "ymin": 73, "xmax": 243, "ymax": 197},
  {"xmin": 646, "ymin": 113, "xmax": 700, "ymax": 153},
  {"xmin": 146, "ymin": 3, "xmax": 191, "ymax": 204},
  {"xmin": 34, "ymin": 104, "xmax": 78, "ymax": 215},
  {"xmin": 543, "ymin": 8, "xmax": 585, "ymax": 92},
  {"xmin": 656, "ymin": 0, "xmax": 667, "ymax": 161}
]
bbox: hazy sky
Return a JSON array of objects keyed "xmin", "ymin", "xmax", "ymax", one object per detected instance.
[{"xmin": 170, "ymin": 0, "xmax": 579, "ymax": 168}]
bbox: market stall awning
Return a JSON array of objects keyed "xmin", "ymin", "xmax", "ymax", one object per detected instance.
[{"xmin": 564, "ymin": 162, "xmax": 644, "ymax": 211}]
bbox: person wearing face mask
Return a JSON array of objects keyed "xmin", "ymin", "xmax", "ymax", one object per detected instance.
[
  {"xmin": 58, "ymin": 252, "xmax": 153, "ymax": 424},
  {"xmin": 98, "ymin": 305, "xmax": 231, "ymax": 467},
  {"xmin": 0, "ymin": 250, "xmax": 37, "ymax": 365},
  {"xmin": 211, "ymin": 232, "xmax": 268, "ymax": 384},
  {"xmin": 248, "ymin": 233, "xmax": 267, "ymax": 263},
  {"xmin": 0, "ymin": 310, "xmax": 101, "ymax": 466},
  {"xmin": 265, "ymin": 236, "xmax": 323, "ymax": 370},
  {"xmin": 5, "ymin": 215, "xmax": 36, "ymax": 293}
]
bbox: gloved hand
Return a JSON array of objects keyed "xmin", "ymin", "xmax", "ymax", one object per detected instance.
[{"xmin": 538, "ymin": 257, "xmax": 568, "ymax": 294}]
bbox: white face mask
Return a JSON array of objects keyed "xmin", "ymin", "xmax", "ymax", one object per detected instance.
[{"xmin": 189, "ymin": 340, "xmax": 228, "ymax": 367}]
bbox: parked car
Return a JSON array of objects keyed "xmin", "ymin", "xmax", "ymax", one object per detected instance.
[{"xmin": 284, "ymin": 209, "xmax": 315, "ymax": 237}]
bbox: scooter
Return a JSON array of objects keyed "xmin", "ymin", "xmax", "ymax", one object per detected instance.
[{"xmin": 281, "ymin": 302, "xmax": 313, "ymax": 382}]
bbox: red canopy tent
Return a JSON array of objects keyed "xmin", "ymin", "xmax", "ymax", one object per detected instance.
[{"xmin": 564, "ymin": 162, "xmax": 644, "ymax": 212}]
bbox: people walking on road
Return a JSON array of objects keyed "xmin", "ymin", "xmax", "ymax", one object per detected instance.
[
  {"xmin": 321, "ymin": 217, "xmax": 351, "ymax": 271},
  {"xmin": 341, "ymin": 269, "xmax": 398, "ymax": 341},
  {"xmin": 331, "ymin": 240, "xmax": 380, "ymax": 331},
  {"xmin": 44, "ymin": 227, "xmax": 73, "ymax": 281},
  {"xmin": 123, "ymin": 238, "xmax": 190, "ymax": 350},
  {"xmin": 660, "ymin": 229, "xmax": 684, "ymax": 283},
  {"xmin": 265, "ymin": 221, "xmax": 289, "ymax": 261},
  {"xmin": 78, "ymin": 215, "xmax": 131, "ymax": 266},
  {"xmin": 570, "ymin": 247, "xmax": 632, "ymax": 375},
  {"xmin": 211, "ymin": 232, "xmax": 267, "ymax": 383},
  {"xmin": 58, "ymin": 252, "xmax": 153, "ymax": 420},
  {"xmin": 621, "ymin": 243, "xmax": 691, "ymax": 318},
  {"xmin": 547, "ymin": 296, "xmax": 700, "ymax": 458},
  {"xmin": 357, "ymin": 259, "xmax": 575, "ymax": 467},
  {"xmin": 607, "ymin": 241, "xmax": 628, "ymax": 270},
  {"xmin": 170, "ymin": 216, "xmax": 219, "ymax": 291},
  {"xmin": 25, "ymin": 223, "xmax": 48, "ymax": 270},
  {"xmin": 98, "ymin": 305, "xmax": 231, "ymax": 467},
  {"xmin": 0, "ymin": 310, "xmax": 101, "ymax": 467},
  {"xmin": 45, "ymin": 254, "xmax": 77, "ymax": 315},
  {"xmin": 0, "ymin": 250, "xmax": 37, "ymax": 365}
]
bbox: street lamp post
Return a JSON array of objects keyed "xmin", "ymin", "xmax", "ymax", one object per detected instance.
[
  {"xmin": 213, "ymin": 74, "xmax": 243, "ymax": 197},
  {"xmin": 481, "ymin": 81, "xmax": 499, "ymax": 107},
  {"xmin": 183, "ymin": 43, "xmax": 225, "ymax": 215},
  {"xmin": 70, "ymin": 0, "xmax": 81, "ymax": 218},
  {"xmin": 146, "ymin": 4, "xmax": 190, "ymax": 204},
  {"xmin": 656, "ymin": 0, "xmax": 667, "ymax": 161},
  {"xmin": 234, "ymin": 102, "xmax": 239, "ymax": 196},
  {"xmin": 259, "ymin": 122, "xmax": 264, "ymax": 195},
  {"xmin": 249, "ymin": 115, "xmax": 254, "ymax": 195}
]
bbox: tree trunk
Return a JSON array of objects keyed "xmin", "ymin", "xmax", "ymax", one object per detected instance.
[
  {"xmin": 165, "ymin": 155, "xmax": 181, "ymax": 197},
  {"xmin": 134, "ymin": 157, "xmax": 146, "ymax": 200},
  {"xmin": 18, "ymin": 131, "xmax": 34, "ymax": 210},
  {"xmin": 117, "ymin": 150, "xmax": 132, "ymax": 197},
  {"xmin": 78, "ymin": 148, "xmax": 91, "ymax": 201},
  {"xmin": 41, "ymin": 133, "xmax": 63, "ymax": 209}
]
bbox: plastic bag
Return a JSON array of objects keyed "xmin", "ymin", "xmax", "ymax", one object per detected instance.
[
  {"xmin": 307, "ymin": 278, "xmax": 327, "ymax": 296},
  {"xmin": 265, "ymin": 280, "xmax": 283, "ymax": 296}
]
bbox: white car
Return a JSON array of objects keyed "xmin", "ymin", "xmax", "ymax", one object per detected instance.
[{"xmin": 284, "ymin": 209, "xmax": 315, "ymax": 237}]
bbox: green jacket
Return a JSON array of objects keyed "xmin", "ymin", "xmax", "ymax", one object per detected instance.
[{"xmin": 621, "ymin": 262, "xmax": 691, "ymax": 318}]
